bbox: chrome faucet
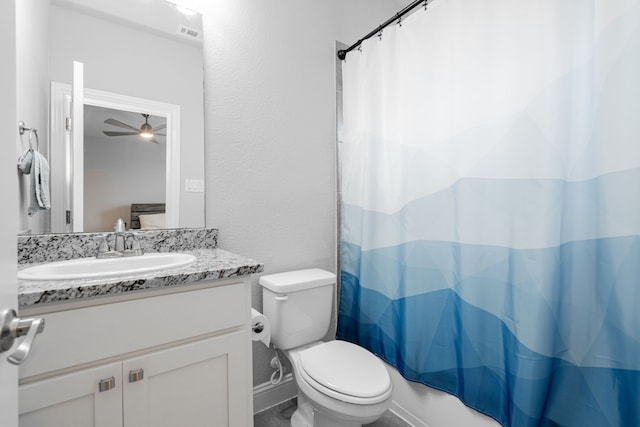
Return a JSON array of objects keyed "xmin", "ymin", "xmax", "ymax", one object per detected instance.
[
  {"xmin": 96, "ymin": 218, "xmax": 144, "ymax": 259},
  {"xmin": 114, "ymin": 218, "xmax": 126, "ymax": 252}
]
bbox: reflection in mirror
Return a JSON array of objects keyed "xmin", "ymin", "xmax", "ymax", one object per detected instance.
[
  {"xmin": 18, "ymin": 0, "xmax": 205, "ymax": 234},
  {"xmin": 84, "ymin": 106, "xmax": 166, "ymax": 232},
  {"xmin": 50, "ymin": 83, "xmax": 181, "ymax": 233}
]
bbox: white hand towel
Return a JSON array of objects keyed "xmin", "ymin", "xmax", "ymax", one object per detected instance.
[
  {"xmin": 32, "ymin": 150, "xmax": 50, "ymax": 211},
  {"xmin": 17, "ymin": 148, "xmax": 33, "ymax": 174},
  {"xmin": 17, "ymin": 147, "xmax": 50, "ymax": 215}
]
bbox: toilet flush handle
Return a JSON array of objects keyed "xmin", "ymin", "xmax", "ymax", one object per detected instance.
[{"xmin": 274, "ymin": 294, "xmax": 288, "ymax": 302}]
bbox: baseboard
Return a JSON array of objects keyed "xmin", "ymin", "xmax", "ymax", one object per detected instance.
[
  {"xmin": 253, "ymin": 373, "xmax": 297, "ymax": 414},
  {"xmin": 390, "ymin": 400, "xmax": 430, "ymax": 427}
]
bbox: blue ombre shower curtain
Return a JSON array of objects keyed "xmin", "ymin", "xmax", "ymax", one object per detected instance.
[{"xmin": 336, "ymin": 0, "xmax": 640, "ymax": 426}]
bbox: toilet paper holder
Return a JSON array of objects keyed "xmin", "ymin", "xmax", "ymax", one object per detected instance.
[
  {"xmin": 250, "ymin": 308, "xmax": 270, "ymax": 347},
  {"xmin": 252, "ymin": 322, "xmax": 264, "ymax": 334}
]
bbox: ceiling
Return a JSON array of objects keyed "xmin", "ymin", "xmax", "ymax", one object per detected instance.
[
  {"xmin": 393, "ymin": 0, "xmax": 417, "ymax": 6},
  {"xmin": 84, "ymin": 105, "xmax": 167, "ymax": 144},
  {"xmin": 52, "ymin": 0, "xmax": 203, "ymax": 45}
]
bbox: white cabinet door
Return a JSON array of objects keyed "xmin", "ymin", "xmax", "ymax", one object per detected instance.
[
  {"xmin": 19, "ymin": 362, "xmax": 122, "ymax": 427},
  {"xmin": 123, "ymin": 331, "xmax": 250, "ymax": 427}
]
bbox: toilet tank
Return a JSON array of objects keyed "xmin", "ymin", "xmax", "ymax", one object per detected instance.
[{"xmin": 259, "ymin": 269, "xmax": 336, "ymax": 350}]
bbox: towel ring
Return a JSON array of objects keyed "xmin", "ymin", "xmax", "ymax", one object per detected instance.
[
  {"xmin": 28, "ymin": 129, "xmax": 39, "ymax": 151},
  {"xmin": 18, "ymin": 121, "xmax": 32, "ymax": 135},
  {"xmin": 19, "ymin": 122, "xmax": 39, "ymax": 151}
]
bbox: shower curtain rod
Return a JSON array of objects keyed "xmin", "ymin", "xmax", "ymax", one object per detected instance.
[{"xmin": 337, "ymin": 0, "xmax": 428, "ymax": 60}]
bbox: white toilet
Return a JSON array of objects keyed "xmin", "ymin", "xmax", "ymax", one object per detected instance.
[{"xmin": 259, "ymin": 269, "xmax": 392, "ymax": 427}]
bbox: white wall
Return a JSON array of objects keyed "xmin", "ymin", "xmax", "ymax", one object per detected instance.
[
  {"xmin": 16, "ymin": 0, "xmax": 50, "ymax": 234},
  {"xmin": 198, "ymin": 0, "xmax": 404, "ymax": 387},
  {"xmin": 49, "ymin": 5, "xmax": 205, "ymax": 229}
]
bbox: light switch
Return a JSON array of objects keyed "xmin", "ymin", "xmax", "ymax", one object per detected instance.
[{"xmin": 184, "ymin": 179, "xmax": 204, "ymax": 193}]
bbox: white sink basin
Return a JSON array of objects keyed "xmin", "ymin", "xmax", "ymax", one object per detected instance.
[{"xmin": 18, "ymin": 252, "xmax": 197, "ymax": 281}]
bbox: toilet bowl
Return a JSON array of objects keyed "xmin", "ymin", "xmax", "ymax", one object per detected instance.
[
  {"xmin": 258, "ymin": 269, "xmax": 393, "ymax": 427},
  {"xmin": 286, "ymin": 341, "xmax": 392, "ymax": 427}
]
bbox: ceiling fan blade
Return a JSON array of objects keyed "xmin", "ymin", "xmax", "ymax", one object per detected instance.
[
  {"xmin": 104, "ymin": 118, "xmax": 140, "ymax": 131},
  {"xmin": 149, "ymin": 137, "xmax": 159, "ymax": 144},
  {"xmin": 155, "ymin": 133, "xmax": 166, "ymax": 136},
  {"xmin": 103, "ymin": 131, "xmax": 139, "ymax": 137},
  {"xmin": 153, "ymin": 124, "xmax": 167, "ymax": 131}
]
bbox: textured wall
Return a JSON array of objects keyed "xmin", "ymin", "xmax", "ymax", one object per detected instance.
[
  {"xmin": 198, "ymin": 0, "xmax": 403, "ymax": 386},
  {"xmin": 16, "ymin": 0, "xmax": 50, "ymax": 234}
]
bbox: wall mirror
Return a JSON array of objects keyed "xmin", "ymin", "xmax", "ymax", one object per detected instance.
[{"xmin": 27, "ymin": 0, "xmax": 205, "ymax": 233}]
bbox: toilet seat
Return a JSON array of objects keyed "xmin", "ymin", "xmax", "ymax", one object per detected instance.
[{"xmin": 297, "ymin": 341, "xmax": 392, "ymax": 405}]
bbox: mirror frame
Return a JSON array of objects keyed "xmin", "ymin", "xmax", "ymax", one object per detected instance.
[{"xmin": 50, "ymin": 82, "xmax": 181, "ymax": 232}]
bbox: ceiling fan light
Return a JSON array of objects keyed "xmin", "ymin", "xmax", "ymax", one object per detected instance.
[{"xmin": 140, "ymin": 123, "xmax": 154, "ymax": 138}]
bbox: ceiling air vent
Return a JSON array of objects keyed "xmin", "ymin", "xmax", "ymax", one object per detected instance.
[{"xmin": 177, "ymin": 25, "xmax": 200, "ymax": 39}]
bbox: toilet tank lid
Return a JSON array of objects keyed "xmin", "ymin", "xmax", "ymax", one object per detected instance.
[{"xmin": 259, "ymin": 268, "xmax": 336, "ymax": 293}]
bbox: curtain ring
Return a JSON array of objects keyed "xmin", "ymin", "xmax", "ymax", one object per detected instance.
[
  {"xmin": 424, "ymin": 0, "xmax": 428, "ymax": 10},
  {"xmin": 397, "ymin": 13, "xmax": 402, "ymax": 27},
  {"xmin": 28, "ymin": 129, "xmax": 39, "ymax": 151}
]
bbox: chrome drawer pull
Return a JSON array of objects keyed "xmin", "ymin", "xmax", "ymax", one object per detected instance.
[
  {"xmin": 98, "ymin": 377, "xmax": 116, "ymax": 392},
  {"xmin": 129, "ymin": 369, "xmax": 144, "ymax": 383}
]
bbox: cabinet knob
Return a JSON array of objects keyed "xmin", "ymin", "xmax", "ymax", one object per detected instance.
[
  {"xmin": 98, "ymin": 377, "xmax": 116, "ymax": 392},
  {"xmin": 129, "ymin": 368, "xmax": 144, "ymax": 383}
]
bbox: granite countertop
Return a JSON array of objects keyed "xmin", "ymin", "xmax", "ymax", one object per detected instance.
[{"xmin": 18, "ymin": 249, "xmax": 264, "ymax": 307}]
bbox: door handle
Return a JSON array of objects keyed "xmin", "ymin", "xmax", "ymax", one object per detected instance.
[{"xmin": 0, "ymin": 308, "xmax": 45, "ymax": 365}]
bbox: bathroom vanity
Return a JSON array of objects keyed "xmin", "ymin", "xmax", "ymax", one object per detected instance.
[{"xmin": 16, "ymin": 228, "xmax": 263, "ymax": 427}]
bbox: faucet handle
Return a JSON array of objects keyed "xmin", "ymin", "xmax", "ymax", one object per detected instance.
[
  {"xmin": 121, "ymin": 234, "xmax": 144, "ymax": 257},
  {"xmin": 131, "ymin": 236, "xmax": 142, "ymax": 252},
  {"xmin": 98, "ymin": 238, "xmax": 110, "ymax": 253},
  {"xmin": 96, "ymin": 237, "xmax": 122, "ymax": 259}
]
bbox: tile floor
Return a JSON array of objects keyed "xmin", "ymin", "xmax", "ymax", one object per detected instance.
[{"xmin": 254, "ymin": 398, "xmax": 411, "ymax": 427}]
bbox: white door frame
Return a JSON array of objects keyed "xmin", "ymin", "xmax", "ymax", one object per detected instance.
[
  {"xmin": 50, "ymin": 82, "xmax": 181, "ymax": 232},
  {"xmin": 0, "ymin": 0, "xmax": 19, "ymax": 424}
]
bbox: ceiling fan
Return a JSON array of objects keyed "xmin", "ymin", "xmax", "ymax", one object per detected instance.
[{"xmin": 103, "ymin": 113, "xmax": 166, "ymax": 144}]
